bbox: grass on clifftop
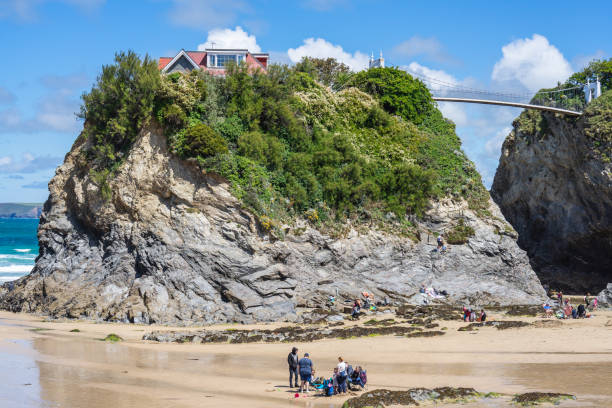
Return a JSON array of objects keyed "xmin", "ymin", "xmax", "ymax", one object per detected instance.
[
  {"xmin": 515, "ymin": 58, "xmax": 612, "ymax": 163},
  {"xmin": 78, "ymin": 51, "xmax": 489, "ymax": 233}
]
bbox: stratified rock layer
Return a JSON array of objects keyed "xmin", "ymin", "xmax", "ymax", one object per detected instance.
[
  {"xmin": 0, "ymin": 128, "xmax": 545, "ymax": 324},
  {"xmin": 492, "ymin": 108, "xmax": 612, "ymax": 293}
]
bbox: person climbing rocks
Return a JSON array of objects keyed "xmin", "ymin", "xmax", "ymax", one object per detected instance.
[
  {"xmin": 288, "ymin": 347, "xmax": 299, "ymax": 388},
  {"xmin": 436, "ymin": 234, "xmax": 447, "ymax": 253},
  {"xmin": 298, "ymin": 353, "xmax": 314, "ymax": 393}
]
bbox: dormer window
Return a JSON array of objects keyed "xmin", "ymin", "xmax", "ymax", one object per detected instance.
[{"xmin": 207, "ymin": 53, "xmax": 245, "ymax": 68}]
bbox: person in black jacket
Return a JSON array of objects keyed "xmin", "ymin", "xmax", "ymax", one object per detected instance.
[{"xmin": 287, "ymin": 347, "xmax": 299, "ymax": 388}]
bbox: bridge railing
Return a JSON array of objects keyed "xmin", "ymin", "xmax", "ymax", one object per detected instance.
[{"xmin": 409, "ymin": 71, "xmax": 586, "ymax": 113}]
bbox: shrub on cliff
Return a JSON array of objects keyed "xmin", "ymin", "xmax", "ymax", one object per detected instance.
[
  {"xmin": 79, "ymin": 50, "xmax": 160, "ymax": 170},
  {"xmin": 177, "ymin": 123, "xmax": 228, "ymax": 159},
  {"xmin": 446, "ymin": 219, "xmax": 476, "ymax": 244},
  {"xmin": 349, "ymin": 67, "xmax": 435, "ymax": 125}
]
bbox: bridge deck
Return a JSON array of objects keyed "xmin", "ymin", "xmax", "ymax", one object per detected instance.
[{"xmin": 433, "ymin": 97, "xmax": 582, "ymax": 116}]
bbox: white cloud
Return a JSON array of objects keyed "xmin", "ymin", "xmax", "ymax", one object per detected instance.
[
  {"xmin": 287, "ymin": 38, "xmax": 369, "ymax": 71},
  {"xmin": 492, "ymin": 34, "xmax": 573, "ymax": 92},
  {"xmin": 393, "ymin": 36, "xmax": 455, "ymax": 64},
  {"xmin": 405, "ymin": 62, "xmax": 470, "ymax": 125},
  {"xmin": 268, "ymin": 51, "xmax": 292, "ymax": 65},
  {"xmin": 0, "ymin": 72, "xmax": 85, "ymax": 133},
  {"xmin": 406, "ymin": 62, "xmax": 461, "ymax": 90},
  {"xmin": 197, "ymin": 26, "xmax": 261, "ymax": 52},
  {"xmin": 573, "ymin": 50, "xmax": 607, "ymax": 71},
  {"xmin": 0, "ymin": 154, "xmax": 62, "ymax": 174},
  {"xmin": 484, "ymin": 126, "xmax": 512, "ymax": 159},
  {"xmin": 168, "ymin": 0, "xmax": 248, "ymax": 30}
]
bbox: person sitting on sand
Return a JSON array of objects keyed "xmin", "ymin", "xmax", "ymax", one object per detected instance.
[
  {"xmin": 577, "ymin": 304, "xmax": 586, "ymax": 318},
  {"xmin": 543, "ymin": 303, "xmax": 553, "ymax": 318},
  {"xmin": 298, "ymin": 353, "xmax": 314, "ymax": 393},
  {"xmin": 479, "ymin": 309, "xmax": 487, "ymax": 322},
  {"xmin": 349, "ymin": 366, "xmax": 366, "ymax": 389},
  {"xmin": 563, "ymin": 300, "xmax": 572, "ymax": 319},
  {"xmin": 332, "ymin": 367, "xmax": 339, "ymax": 394}
]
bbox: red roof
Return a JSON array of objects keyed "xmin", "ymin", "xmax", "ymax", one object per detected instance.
[
  {"xmin": 158, "ymin": 50, "xmax": 269, "ymax": 73},
  {"xmin": 158, "ymin": 57, "xmax": 172, "ymax": 70}
]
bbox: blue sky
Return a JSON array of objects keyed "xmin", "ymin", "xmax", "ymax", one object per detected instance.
[{"xmin": 0, "ymin": 0, "xmax": 610, "ymax": 202}]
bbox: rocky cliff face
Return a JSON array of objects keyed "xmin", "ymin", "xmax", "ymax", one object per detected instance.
[
  {"xmin": 0, "ymin": 128, "xmax": 545, "ymax": 324},
  {"xmin": 492, "ymin": 97, "xmax": 612, "ymax": 293}
]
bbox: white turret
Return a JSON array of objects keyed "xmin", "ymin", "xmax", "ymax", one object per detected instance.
[
  {"xmin": 584, "ymin": 76, "xmax": 602, "ymax": 103},
  {"xmin": 369, "ymin": 50, "xmax": 385, "ymax": 69}
]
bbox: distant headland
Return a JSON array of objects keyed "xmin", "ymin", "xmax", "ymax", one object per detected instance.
[{"xmin": 0, "ymin": 203, "xmax": 43, "ymax": 219}]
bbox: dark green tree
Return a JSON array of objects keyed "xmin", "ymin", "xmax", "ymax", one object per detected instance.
[
  {"xmin": 79, "ymin": 50, "xmax": 161, "ymax": 169},
  {"xmin": 349, "ymin": 67, "xmax": 435, "ymax": 125},
  {"xmin": 182, "ymin": 123, "xmax": 228, "ymax": 158},
  {"xmin": 294, "ymin": 57, "xmax": 351, "ymax": 89}
]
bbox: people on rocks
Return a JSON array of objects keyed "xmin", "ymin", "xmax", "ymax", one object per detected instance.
[
  {"xmin": 351, "ymin": 299, "xmax": 362, "ymax": 320},
  {"xmin": 288, "ymin": 347, "xmax": 299, "ymax": 388},
  {"xmin": 435, "ymin": 234, "xmax": 447, "ymax": 253},
  {"xmin": 298, "ymin": 352, "xmax": 314, "ymax": 393}
]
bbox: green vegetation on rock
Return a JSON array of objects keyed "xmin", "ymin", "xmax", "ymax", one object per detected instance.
[
  {"xmin": 78, "ymin": 51, "xmax": 489, "ymax": 231},
  {"xmin": 445, "ymin": 219, "xmax": 476, "ymax": 244},
  {"xmin": 103, "ymin": 333, "xmax": 123, "ymax": 342}
]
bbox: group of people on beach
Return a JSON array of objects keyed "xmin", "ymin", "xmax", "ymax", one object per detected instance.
[
  {"xmin": 462, "ymin": 307, "xmax": 487, "ymax": 322},
  {"xmin": 543, "ymin": 292, "xmax": 597, "ymax": 319},
  {"xmin": 287, "ymin": 347, "xmax": 367, "ymax": 396}
]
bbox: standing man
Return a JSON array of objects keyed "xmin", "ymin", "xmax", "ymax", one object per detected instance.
[
  {"xmin": 298, "ymin": 352, "xmax": 314, "ymax": 393},
  {"xmin": 287, "ymin": 347, "xmax": 299, "ymax": 388}
]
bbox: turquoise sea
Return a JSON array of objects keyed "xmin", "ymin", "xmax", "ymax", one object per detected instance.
[{"xmin": 0, "ymin": 218, "xmax": 39, "ymax": 282}]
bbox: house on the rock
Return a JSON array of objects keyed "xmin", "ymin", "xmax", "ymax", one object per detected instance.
[{"xmin": 158, "ymin": 49, "xmax": 269, "ymax": 75}]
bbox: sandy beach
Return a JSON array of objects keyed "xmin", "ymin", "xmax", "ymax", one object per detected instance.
[{"xmin": 1, "ymin": 308, "xmax": 611, "ymax": 407}]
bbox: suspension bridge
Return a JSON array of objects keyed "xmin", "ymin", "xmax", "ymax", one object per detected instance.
[{"xmin": 409, "ymin": 71, "xmax": 588, "ymax": 116}]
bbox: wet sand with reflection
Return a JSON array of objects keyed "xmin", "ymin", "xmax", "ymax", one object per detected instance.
[{"xmin": 1, "ymin": 310, "xmax": 611, "ymax": 407}]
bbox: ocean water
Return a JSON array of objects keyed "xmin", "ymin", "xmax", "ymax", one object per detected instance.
[{"xmin": 0, "ymin": 218, "xmax": 38, "ymax": 282}]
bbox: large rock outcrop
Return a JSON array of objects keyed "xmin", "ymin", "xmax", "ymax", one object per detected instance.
[
  {"xmin": 492, "ymin": 98, "xmax": 612, "ymax": 293},
  {"xmin": 0, "ymin": 128, "xmax": 545, "ymax": 324}
]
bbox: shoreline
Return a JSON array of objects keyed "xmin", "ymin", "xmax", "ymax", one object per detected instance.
[{"xmin": 1, "ymin": 308, "xmax": 611, "ymax": 407}]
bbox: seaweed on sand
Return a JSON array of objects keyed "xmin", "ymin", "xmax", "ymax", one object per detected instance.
[{"xmin": 512, "ymin": 392, "xmax": 575, "ymax": 405}]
